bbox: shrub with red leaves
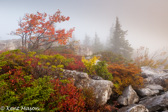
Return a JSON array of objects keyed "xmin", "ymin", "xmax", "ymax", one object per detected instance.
[
  {"xmin": 5, "ymin": 68, "xmax": 33, "ymax": 92},
  {"xmin": 63, "ymin": 54, "xmax": 86, "ymax": 72},
  {"xmin": 49, "ymin": 79, "xmax": 85, "ymax": 112}
]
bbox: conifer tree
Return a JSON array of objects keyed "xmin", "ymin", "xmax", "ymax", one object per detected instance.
[
  {"xmin": 83, "ymin": 34, "xmax": 91, "ymax": 47},
  {"xmin": 110, "ymin": 17, "xmax": 133, "ymax": 59},
  {"xmin": 92, "ymin": 33, "xmax": 103, "ymax": 53}
]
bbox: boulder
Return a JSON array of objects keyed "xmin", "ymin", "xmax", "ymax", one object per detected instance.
[
  {"xmin": 89, "ymin": 80, "xmax": 113, "ymax": 105},
  {"xmin": 141, "ymin": 66, "xmax": 168, "ymax": 86},
  {"xmin": 62, "ymin": 69, "xmax": 113, "ymax": 105},
  {"xmin": 136, "ymin": 84, "xmax": 163, "ymax": 97},
  {"xmin": 146, "ymin": 84, "xmax": 163, "ymax": 90},
  {"xmin": 118, "ymin": 104, "xmax": 149, "ymax": 112},
  {"xmin": 136, "ymin": 88, "xmax": 159, "ymax": 97},
  {"xmin": 163, "ymin": 69, "xmax": 168, "ymax": 73},
  {"xmin": 117, "ymin": 85, "xmax": 139, "ymax": 105},
  {"xmin": 139, "ymin": 91, "xmax": 168, "ymax": 112}
]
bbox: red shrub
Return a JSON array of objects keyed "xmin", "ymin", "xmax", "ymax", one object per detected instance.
[
  {"xmin": 102, "ymin": 102, "xmax": 119, "ymax": 112},
  {"xmin": 43, "ymin": 49, "xmax": 86, "ymax": 72},
  {"xmin": 65, "ymin": 59, "xmax": 86, "ymax": 71},
  {"xmin": 49, "ymin": 79, "xmax": 85, "ymax": 112},
  {"xmin": 63, "ymin": 54, "xmax": 86, "ymax": 72},
  {"xmin": 5, "ymin": 68, "xmax": 33, "ymax": 92}
]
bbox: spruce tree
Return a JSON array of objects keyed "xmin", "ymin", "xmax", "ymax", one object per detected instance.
[
  {"xmin": 83, "ymin": 34, "xmax": 91, "ymax": 47},
  {"xmin": 92, "ymin": 33, "xmax": 103, "ymax": 53},
  {"xmin": 110, "ymin": 17, "xmax": 133, "ymax": 59}
]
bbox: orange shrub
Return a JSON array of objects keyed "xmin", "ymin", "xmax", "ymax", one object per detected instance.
[
  {"xmin": 108, "ymin": 63, "xmax": 143, "ymax": 95},
  {"xmin": 82, "ymin": 87, "xmax": 97, "ymax": 111}
]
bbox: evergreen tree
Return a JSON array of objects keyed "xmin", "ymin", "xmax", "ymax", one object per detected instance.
[
  {"xmin": 83, "ymin": 34, "xmax": 91, "ymax": 47},
  {"xmin": 106, "ymin": 24, "xmax": 114, "ymax": 50},
  {"xmin": 110, "ymin": 17, "xmax": 133, "ymax": 59},
  {"xmin": 92, "ymin": 33, "xmax": 103, "ymax": 53}
]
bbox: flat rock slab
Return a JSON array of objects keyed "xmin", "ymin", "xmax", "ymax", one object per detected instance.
[
  {"xmin": 139, "ymin": 91, "xmax": 168, "ymax": 112},
  {"xmin": 146, "ymin": 84, "xmax": 163, "ymax": 90},
  {"xmin": 118, "ymin": 104, "xmax": 149, "ymax": 112}
]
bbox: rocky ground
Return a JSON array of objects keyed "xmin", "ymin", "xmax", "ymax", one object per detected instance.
[
  {"xmin": 61, "ymin": 66, "xmax": 168, "ymax": 112},
  {"xmin": 117, "ymin": 66, "xmax": 168, "ymax": 112}
]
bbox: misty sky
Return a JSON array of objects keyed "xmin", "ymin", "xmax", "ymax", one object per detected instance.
[{"xmin": 0, "ymin": 0, "xmax": 168, "ymax": 51}]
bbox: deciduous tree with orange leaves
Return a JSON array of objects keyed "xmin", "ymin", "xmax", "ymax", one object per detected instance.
[{"xmin": 11, "ymin": 10, "xmax": 74, "ymax": 51}]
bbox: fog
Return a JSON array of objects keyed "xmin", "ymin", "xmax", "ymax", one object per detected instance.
[{"xmin": 0, "ymin": 0, "xmax": 168, "ymax": 52}]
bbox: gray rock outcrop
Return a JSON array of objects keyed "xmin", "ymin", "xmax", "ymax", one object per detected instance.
[
  {"xmin": 136, "ymin": 84, "xmax": 163, "ymax": 97},
  {"xmin": 139, "ymin": 91, "xmax": 168, "ymax": 111},
  {"xmin": 76, "ymin": 46, "xmax": 93, "ymax": 56},
  {"xmin": 0, "ymin": 39, "xmax": 21, "ymax": 50},
  {"xmin": 89, "ymin": 80, "xmax": 113, "ymax": 105},
  {"xmin": 141, "ymin": 66, "xmax": 168, "ymax": 86},
  {"xmin": 117, "ymin": 66, "xmax": 168, "ymax": 111},
  {"xmin": 136, "ymin": 88, "xmax": 159, "ymax": 97},
  {"xmin": 118, "ymin": 104, "xmax": 149, "ymax": 112},
  {"xmin": 61, "ymin": 69, "xmax": 113, "ymax": 105},
  {"xmin": 117, "ymin": 85, "xmax": 139, "ymax": 106}
]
